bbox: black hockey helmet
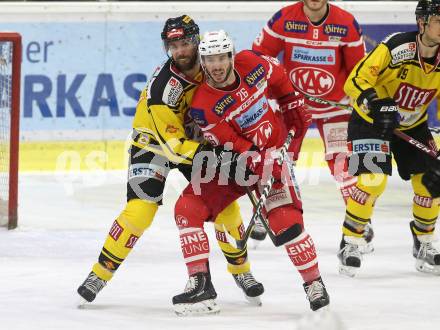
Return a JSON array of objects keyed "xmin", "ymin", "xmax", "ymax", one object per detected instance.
[
  {"xmin": 416, "ymin": 0, "xmax": 440, "ymax": 21},
  {"xmin": 161, "ymin": 15, "xmax": 200, "ymax": 48}
]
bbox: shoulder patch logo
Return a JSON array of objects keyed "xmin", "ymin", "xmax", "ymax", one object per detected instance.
[
  {"xmin": 213, "ymin": 94, "xmax": 236, "ymax": 116},
  {"xmin": 390, "ymin": 42, "xmax": 416, "ymax": 65},
  {"xmin": 162, "ymin": 77, "xmax": 183, "ymax": 106},
  {"xmin": 245, "ymin": 64, "xmax": 266, "ymax": 87}
]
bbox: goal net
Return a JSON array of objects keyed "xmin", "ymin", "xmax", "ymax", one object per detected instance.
[{"xmin": 0, "ymin": 33, "xmax": 21, "ymax": 230}]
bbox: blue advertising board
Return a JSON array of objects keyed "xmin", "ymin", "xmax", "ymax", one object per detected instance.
[{"xmin": 0, "ymin": 20, "xmax": 438, "ymax": 139}]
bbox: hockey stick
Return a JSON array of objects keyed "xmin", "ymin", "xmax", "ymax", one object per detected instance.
[
  {"xmin": 392, "ymin": 129, "xmax": 440, "ymax": 160},
  {"xmin": 223, "ymin": 129, "xmax": 297, "ymax": 250},
  {"xmin": 305, "ymin": 95, "xmax": 439, "ymax": 159},
  {"xmin": 304, "ymin": 94, "xmax": 354, "ymax": 112},
  {"xmin": 240, "ymin": 186, "xmax": 301, "ymax": 248},
  {"xmin": 304, "ymin": 94, "xmax": 440, "ymax": 134}
]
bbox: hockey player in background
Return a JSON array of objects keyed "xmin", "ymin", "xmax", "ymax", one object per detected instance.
[
  {"xmin": 338, "ymin": 0, "xmax": 440, "ymax": 277},
  {"xmin": 77, "ymin": 15, "xmax": 264, "ymax": 307},
  {"xmin": 171, "ymin": 30, "xmax": 329, "ymax": 315},
  {"xmin": 252, "ymin": 0, "xmax": 374, "ymax": 250}
]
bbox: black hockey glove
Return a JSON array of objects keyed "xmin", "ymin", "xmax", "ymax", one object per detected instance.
[
  {"xmin": 359, "ymin": 89, "xmax": 400, "ymax": 140},
  {"xmin": 369, "ymin": 98, "xmax": 400, "ymax": 140},
  {"xmin": 422, "ymin": 159, "xmax": 440, "ymax": 198},
  {"xmin": 194, "ymin": 143, "xmax": 253, "ymax": 180}
]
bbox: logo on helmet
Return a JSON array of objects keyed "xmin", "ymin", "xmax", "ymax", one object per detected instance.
[{"xmin": 166, "ymin": 28, "xmax": 184, "ymax": 39}]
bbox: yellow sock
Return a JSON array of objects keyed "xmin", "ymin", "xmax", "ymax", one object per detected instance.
[
  {"xmin": 214, "ymin": 201, "xmax": 250, "ymax": 274},
  {"xmin": 412, "ymin": 174, "xmax": 439, "ymax": 235},
  {"xmin": 93, "ymin": 199, "xmax": 158, "ymax": 280},
  {"xmin": 343, "ymin": 173, "xmax": 387, "ymax": 237}
]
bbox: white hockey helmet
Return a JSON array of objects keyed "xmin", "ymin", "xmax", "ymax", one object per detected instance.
[{"xmin": 199, "ymin": 30, "xmax": 234, "ymax": 56}]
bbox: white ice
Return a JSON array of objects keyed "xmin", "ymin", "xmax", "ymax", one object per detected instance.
[{"xmin": 1, "ymin": 167, "xmax": 439, "ymax": 330}]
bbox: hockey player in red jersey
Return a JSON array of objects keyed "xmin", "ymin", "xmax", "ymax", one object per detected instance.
[
  {"xmin": 171, "ymin": 30, "xmax": 329, "ymax": 314},
  {"xmin": 252, "ymin": 0, "xmax": 374, "ymax": 249},
  {"xmin": 76, "ymin": 15, "xmax": 264, "ymax": 309}
]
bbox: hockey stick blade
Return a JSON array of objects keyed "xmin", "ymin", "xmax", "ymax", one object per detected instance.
[{"xmin": 243, "ymin": 189, "xmax": 302, "ymax": 247}]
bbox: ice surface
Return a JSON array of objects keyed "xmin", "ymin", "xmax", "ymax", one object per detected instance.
[{"xmin": 1, "ymin": 168, "xmax": 439, "ymax": 330}]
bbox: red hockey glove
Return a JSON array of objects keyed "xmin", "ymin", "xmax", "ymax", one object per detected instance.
[{"xmin": 279, "ymin": 93, "xmax": 312, "ymax": 160}]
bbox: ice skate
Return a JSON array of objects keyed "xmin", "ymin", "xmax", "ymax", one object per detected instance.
[
  {"xmin": 411, "ymin": 222, "xmax": 440, "ymax": 275},
  {"xmin": 359, "ymin": 222, "xmax": 375, "ymax": 254},
  {"xmin": 77, "ymin": 271, "xmax": 107, "ymax": 306},
  {"xmin": 337, "ymin": 236, "xmax": 365, "ymax": 277},
  {"xmin": 250, "ymin": 217, "xmax": 267, "ymax": 248},
  {"xmin": 172, "ymin": 272, "xmax": 220, "ymax": 316},
  {"xmin": 232, "ymin": 271, "xmax": 264, "ymax": 306},
  {"xmin": 303, "ymin": 277, "xmax": 330, "ymax": 311}
]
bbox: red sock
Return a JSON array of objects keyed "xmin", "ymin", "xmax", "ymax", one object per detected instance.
[
  {"xmin": 179, "ymin": 227, "xmax": 210, "ymax": 275},
  {"xmin": 285, "ymin": 231, "xmax": 320, "ymax": 283}
]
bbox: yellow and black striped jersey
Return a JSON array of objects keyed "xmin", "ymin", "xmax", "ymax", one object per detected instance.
[
  {"xmin": 344, "ymin": 31, "xmax": 440, "ymax": 130},
  {"xmin": 132, "ymin": 58, "xmax": 203, "ymax": 165}
]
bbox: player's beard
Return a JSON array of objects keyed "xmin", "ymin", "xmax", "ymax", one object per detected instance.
[{"xmin": 173, "ymin": 52, "xmax": 198, "ymax": 72}]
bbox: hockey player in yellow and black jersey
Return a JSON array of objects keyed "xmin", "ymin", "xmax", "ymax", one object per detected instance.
[
  {"xmin": 77, "ymin": 15, "xmax": 264, "ymax": 310},
  {"xmin": 338, "ymin": 0, "xmax": 440, "ymax": 277}
]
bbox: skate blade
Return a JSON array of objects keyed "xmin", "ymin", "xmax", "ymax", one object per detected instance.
[
  {"xmin": 338, "ymin": 264, "xmax": 358, "ymax": 277},
  {"xmin": 415, "ymin": 260, "xmax": 440, "ymax": 275},
  {"xmin": 174, "ymin": 299, "xmax": 220, "ymax": 316},
  {"xmin": 244, "ymin": 295, "xmax": 262, "ymax": 306},
  {"xmin": 359, "ymin": 242, "xmax": 374, "ymax": 254},
  {"xmin": 314, "ymin": 304, "xmax": 330, "ymax": 312},
  {"xmin": 249, "ymin": 239, "xmax": 262, "ymax": 250},
  {"xmin": 77, "ymin": 297, "xmax": 89, "ymax": 309}
]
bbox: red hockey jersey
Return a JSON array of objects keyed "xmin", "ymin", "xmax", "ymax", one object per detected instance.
[
  {"xmin": 252, "ymin": 2, "xmax": 365, "ymax": 118},
  {"xmin": 189, "ymin": 50, "xmax": 295, "ymax": 154}
]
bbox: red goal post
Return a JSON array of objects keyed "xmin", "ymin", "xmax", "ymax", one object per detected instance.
[{"xmin": 0, "ymin": 32, "xmax": 21, "ymax": 230}]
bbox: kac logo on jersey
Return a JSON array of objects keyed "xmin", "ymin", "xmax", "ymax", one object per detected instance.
[
  {"xmin": 284, "ymin": 20, "xmax": 308, "ymax": 33},
  {"xmin": 350, "ymin": 139, "xmax": 390, "ymax": 155},
  {"xmin": 235, "ymin": 97, "xmax": 269, "ymax": 129},
  {"xmin": 213, "ymin": 94, "xmax": 236, "ymax": 116},
  {"xmin": 245, "ymin": 64, "xmax": 265, "ymax": 87},
  {"xmin": 245, "ymin": 120, "xmax": 273, "ymax": 148},
  {"xmin": 394, "ymin": 83, "xmax": 436, "ymax": 111},
  {"xmin": 290, "ymin": 67, "xmax": 335, "ymax": 96},
  {"xmin": 323, "ymin": 24, "xmax": 348, "ymax": 37},
  {"xmin": 292, "ymin": 47, "xmax": 335, "ymax": 65}
]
